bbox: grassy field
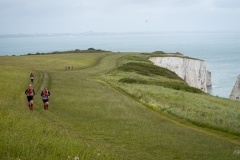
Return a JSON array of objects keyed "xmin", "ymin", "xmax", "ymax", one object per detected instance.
[{"xmin": 0, "ymin": 52, "xmax": 240, "ymax": 160}]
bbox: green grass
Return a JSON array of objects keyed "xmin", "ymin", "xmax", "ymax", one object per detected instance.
[
  {"xmin": 105, "ymin": 54, "xmax": 240, "ymax": 136},
  {"xmin": 0, "ymin": 53, "xmax": 109, "ymax": 71},
  {"xmin": 148, "ymin": 51, "xmax": 202, "ymax": 60},
  {"xmin": 114, "ymin": 83, "xmax": 240, "ymax": 135},
  {"xmin": 1, "ymin": 52, "xmax": 240, "ymax": 160}
]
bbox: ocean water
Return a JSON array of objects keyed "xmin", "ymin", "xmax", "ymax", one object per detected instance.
[{"xmin": 0, "ymin": 32, "xmax": 239, "ymax": 98}]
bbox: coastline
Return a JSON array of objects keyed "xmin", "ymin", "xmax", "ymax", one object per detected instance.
[{"xmin": 1, "ymin": 32, "xmax": 239, "ymax": 98}]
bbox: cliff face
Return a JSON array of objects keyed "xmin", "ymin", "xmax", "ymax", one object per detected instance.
[
  {"xmin": 149, "ymin": 57, "xmax": 209, "ymax": 93},
  {"xmin": 206, "ymin": 71, "xmax": 212, "ymax": 87},
  {"xmin": 229, "ymin": 74, "xmax": 240, "ymax": 100}
]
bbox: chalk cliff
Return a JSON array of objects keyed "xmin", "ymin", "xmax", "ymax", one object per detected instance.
[
  {"xmin": 149, "ymin": 56, "xmax": 211, "ymax": 93},
  {"xmin": 229, "ymin": 74, "xmax": 240, "ymax": 101},
  {"xmin": 206, "ymin": 71, "xmax": 212, "ymax": 87}
]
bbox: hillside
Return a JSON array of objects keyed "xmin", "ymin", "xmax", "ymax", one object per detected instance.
[{"xmin": 0, "ymin": 52, "xmax": 240, "ymax": 160}]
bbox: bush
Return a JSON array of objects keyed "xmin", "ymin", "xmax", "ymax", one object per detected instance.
[
  {"xmin": 118, "ymin": 62, "xmax": 183, "ymax": 81},
  {"xmin": 88, "ymin": 48, "xmax": 95, "ymax": 51},
  {"xmin": 152, "ymin": 51, "xmax": 166, "ymax": 54}
]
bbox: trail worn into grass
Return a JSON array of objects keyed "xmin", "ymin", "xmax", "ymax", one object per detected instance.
[
  {"xmin": 39, "ymin": 71, "xmax": 50, "ymax": 91},
  {"xmin": 34, "ymin": 70, "xmax": 50, "ymax": 92}
]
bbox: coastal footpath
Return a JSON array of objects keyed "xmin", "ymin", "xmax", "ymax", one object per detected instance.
[
  {"xmin": 149, "ymin": 56, "xmax": 211, "ymax": 93},
  {"xmin": 229, "ymin": 74, "xmax": 240, "ymax": 100}
]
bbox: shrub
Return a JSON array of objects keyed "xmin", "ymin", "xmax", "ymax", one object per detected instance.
[
  {"xmin": 118, "ymin": 62, "xmax": 183, "ymax": 81},
  {"xmin": 88, "ymin": 48, "xmax": 95, "ymax": 51},
  {"xmin": 152, "ymin": 51, "xmax": 166, "ymax": 54}
]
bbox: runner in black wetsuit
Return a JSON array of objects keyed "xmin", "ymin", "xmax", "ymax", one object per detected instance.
[
  {"xmin": 25, "ymin": 84, "xmax": 35, "ymax": 111},
  {"xmin": 30, "ymin": 73, "xmax": 34, "ymax": 84},
  {"xmin": 41, "ymin": 87, "xmax": 50, "ymax": 110}
]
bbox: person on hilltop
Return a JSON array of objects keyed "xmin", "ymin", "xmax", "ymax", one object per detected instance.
[
  {"xmin": 30, "ymin": 73, "xmax": 34, "ymax": 84},
  {"xmin": 25, "ymin": 84, "xmax": 35, "ymax": 111},
  {"xmin": 41, "ymin": 87, "xmax": 51, "ymax": 110}
]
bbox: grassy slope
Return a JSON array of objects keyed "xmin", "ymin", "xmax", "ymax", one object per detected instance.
[
  {"xmin": 0, "ymin": 53, "xmax": 240, "ymax": 160},
  {"xmin": 103, "ymin": 54, "xmax": 240, "ymax": 135},
  {"xmin": 0, "ymin": 53, "xmax": 115, "ymax": 160}
]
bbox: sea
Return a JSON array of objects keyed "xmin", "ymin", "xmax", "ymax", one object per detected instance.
[{"xmin": 0, "ymin": 32, "xmax": 239, "ymax": 98}]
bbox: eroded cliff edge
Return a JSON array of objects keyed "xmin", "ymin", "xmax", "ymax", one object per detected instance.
[
  {"xmin": 229, "ymin": 74, "xmax": 240, "ymax": 100},
  {"xmin": 149, "ymin": 56, "xmax": 211, "ymax": 93}
]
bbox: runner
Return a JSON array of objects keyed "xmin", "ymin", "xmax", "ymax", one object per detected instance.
[
  {"xmin": 25, "ymin": 84, "xmax": 35, "ymax": 111},
  {"xmin": 30, "ymin": 73, "xmax": 34, "ymax": 84},
  {"xmin": 41, "ymin": 87, "xmax": 51, "ymax": 110}
]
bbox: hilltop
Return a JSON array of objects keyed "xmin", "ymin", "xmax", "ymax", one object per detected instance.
[{"xmin": 0, "ymin": 51, "xmax": 240, "ymax": 160}]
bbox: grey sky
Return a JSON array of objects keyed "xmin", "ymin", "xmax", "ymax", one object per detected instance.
[{"xmin": 1, "ymin": 0, "xmax": 240, "ymax": 34}]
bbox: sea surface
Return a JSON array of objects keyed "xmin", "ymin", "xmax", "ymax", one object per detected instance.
[{"xmin": 0, "ymin": 32, "xmax": 240, "ymax": 98}]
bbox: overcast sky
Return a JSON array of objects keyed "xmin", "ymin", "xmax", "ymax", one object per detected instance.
[{"xmin": 1, "ymin": 0, "xmax": 240, "ymax": 34}]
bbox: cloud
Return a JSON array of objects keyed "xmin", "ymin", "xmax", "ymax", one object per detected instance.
[
  {"xmin": 0, "ymin": 0, "xmax": 240, "ymax": 33},
  {"xmin": 212, "ymin": 0, "xmax": 240, "ymax": 8}
]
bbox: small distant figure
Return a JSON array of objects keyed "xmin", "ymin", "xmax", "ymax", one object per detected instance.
[
  {"xmin": 65, "ymin": 66, "xmax": 68, "ymax": 70},
  {"xmin": 41, "ymin": 87, "xmax": 50, "ymax": 110},
  {"xmin": 68, "ymin": 66, "xmax": 70, "ymax": 70},
  {"xmin": 25, "ymin": 84, "xmax": 35, "ymax": 111},
  {"xmin": 72, "ymin": 66, "xmax": 73, "ymax": 69},
  {"xmin": 30, "ymin": 73, "xmax": 34, "ymax": 84}
]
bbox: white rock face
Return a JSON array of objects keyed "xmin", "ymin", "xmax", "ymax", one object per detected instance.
[
  {"xmin": 206, "ymin": 71, "xmax": 212, "ymax": 87},
  {"xmin": 229, "ymin": 74, "xmax": 240, "ymax": 100},
  {"xmin": 149, "ymin": 57, "xmax": 208, "ymax": 92}
]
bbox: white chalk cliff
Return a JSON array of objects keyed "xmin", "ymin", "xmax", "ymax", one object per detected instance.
[
  {"xmin": 229, "ymin": 74, "xmax": 240, "ymax": 101},
  {"xmin": 149, "ymin": 56, "xmax": 211, "ymax": 93}
]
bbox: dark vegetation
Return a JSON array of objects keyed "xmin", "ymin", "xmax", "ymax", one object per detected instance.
[
  {"xmin": 25, "ymin": 48, "xmax": 110, "ymax": 56},
  {"xmin": 142, "ymin": 50, "xmax": 183, "ymax": 57},
  {"xmin": 144, "ymin": 50, "xmax": 201, "ymax": 60},
  {"xmin": 120, "ymin": 55, "xmax": 150, "ymax": 63},
  {"xmin": 118, "ymin": 62, "xmax": 183, "ymax": 79},
  {"xmin": 117, "ymin": 56, "xmax": 204, "ymax": 94},
  {"xmin": 118, "ymin": 78, "xmax": 203, "ymax": 93}
]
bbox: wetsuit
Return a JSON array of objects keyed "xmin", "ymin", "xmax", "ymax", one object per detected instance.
[
  {"xmin": 30, "ymin": 74, "xmax": 34, "ymax": 83},
  {"xmin": 25, "ymin": 88, "xmax": 35, "ymax": 101},
  {"xmin": 41, "ymin": 90, "xmax": 50, "ymax": 103}
]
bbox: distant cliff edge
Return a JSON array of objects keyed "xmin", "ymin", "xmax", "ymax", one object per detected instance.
[
  {"xmin": 229, "ymin": 75, "xmax": 240, "ymax": 101},
  {"xmin": 149, "ymin": 56, "xmax": 212, "ymax": 93}
]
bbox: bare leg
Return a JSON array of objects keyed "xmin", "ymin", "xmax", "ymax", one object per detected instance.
[
  {"xmin": 44, "ymin": 102, "xmax": 49, "ymax": 110},
  {"xmin": 28, "ymin": 101, "xmax": 31, "ymax": 110},
  {"xmin": 29, "ymin": 100, "xmax": 34, "ymax": 110},
  {"xmin": 45, "ymin": 102, "xmax": 49, "ymax": 110},
  {"xmin": 30, "ymin": 100, "xmax": 34, "ymax": 110}
]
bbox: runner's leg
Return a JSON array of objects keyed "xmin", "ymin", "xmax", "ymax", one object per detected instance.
[
  {"xmin": 46, "ymin": 102, "xmax": 49, "ymax": 110},
  {"xmin": 43, "ymin": 100, "xmax": 47, "ymax": 110},
  {"xmin": 44, "ymin": 102, "xmax": 49, "ymax": 110},
  {"xmin": 30, "ymin": 100, "xmax": 34, "ymax": 110}
]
